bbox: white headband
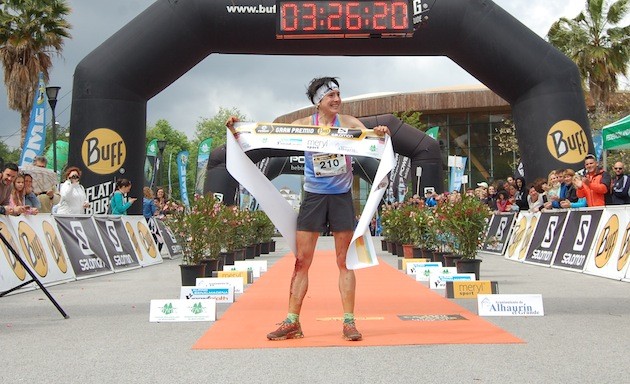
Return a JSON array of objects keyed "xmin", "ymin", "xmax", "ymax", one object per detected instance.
[{"xmin": 312, "ymin": 81, "xmax": 339, "ymax": 105}]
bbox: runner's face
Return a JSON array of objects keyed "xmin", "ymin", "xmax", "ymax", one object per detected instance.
[{"xmin": 319, "ymin": 90, "xmax": 341, "ymax": 115}]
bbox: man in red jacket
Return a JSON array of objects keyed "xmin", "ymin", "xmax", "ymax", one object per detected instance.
[{"xmin": 575, "ymin": 154, "xmax": 611, "ymax": 207}]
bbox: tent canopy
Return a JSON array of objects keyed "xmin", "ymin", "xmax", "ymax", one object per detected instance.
[{"xmin": 603, "ymin": 114, "xmax": 630, "ymax": 150}]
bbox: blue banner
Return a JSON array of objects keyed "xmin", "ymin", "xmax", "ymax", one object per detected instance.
[
  {"xmin": 448, "ymin": 156, "xmax": 467, "ymax": 192},
  {"xmin": 195, "ymin": 138, "xmax": 212, "ymax": 194},
  {"xmin": 19, "ymin": 73, "xmax": 47, "ymax": 166},
  {"xmin": 177, "ymin": 150, "xmax": 190, "ymax": 209}
]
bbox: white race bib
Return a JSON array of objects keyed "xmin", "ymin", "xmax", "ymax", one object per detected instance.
[{"xmin": 312, "ymin": 153, "xmax": 347, "ymax": 177}]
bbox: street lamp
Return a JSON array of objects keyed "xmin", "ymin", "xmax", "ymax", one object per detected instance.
[
  {"xmin": 46, "ymin": 86, "xmax": 61, "ymax": 173},
  {"xmin": 156, "ymin": 139, "xmax": 167, "ymax": 187}
]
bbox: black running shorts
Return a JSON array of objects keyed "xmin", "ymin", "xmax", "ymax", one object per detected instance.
[{"xmin": 297, "ymin": 191, "xmax": 355, "ymax": 232}]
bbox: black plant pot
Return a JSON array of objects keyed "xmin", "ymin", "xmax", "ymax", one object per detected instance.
[
  {"xmin": 180, "ymin": 264, "xmax": 206, "ymax": 286},
  {"xmin": 456, "ymin": 258, "xmax": 482, "ymax": 280},
  {"xmin": 443, "ymin": 254, "xmax": 462, "ymax": 268},
  {"xmin": 269, "ymin": 240, "xmax": 276, "ymax": 252},
  {"xmin": 234, "ymin": 248, "xmax": 246, "ymax": 261},
  {"xmin": 221, "ymin": 251, "xmax": 235, "ymax": 266},
  {"xmin": 261, "ymin": 241, "xmax": 271, "ymax": 254},
  {"xmin": 245, "ymin": 244, "xmax": 256, "ymax": 259},
  {"xmin": 200, "ymin": 258, "xmax": 219, "ymax": 277},
  {"xmin": 381, "ymin": 239, "xmax": 388, "ymax": 251}
]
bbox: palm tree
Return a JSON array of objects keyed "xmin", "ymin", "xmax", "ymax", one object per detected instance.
[
  {"xmin": 0, "ymin": 0, "xmax": 71, "ymax": 145},
  {"xmin": 547, "ymin": 0, "xmax": 630, "ymax": 114}
]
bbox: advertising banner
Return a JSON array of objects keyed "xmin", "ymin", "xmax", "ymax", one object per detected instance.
[
  {"xmin": 482, "ymin": 213, "xmax": 517, "ymax": 255},
  {"xmin": 0, "ymin": 217, "xmax": 38, "ymax": 293},
  {"xmin": 504, "ymin": 212, "xmax": 540, "ymax": 262},
  {"xmin": 583, "ymin": 206, "xmax": 630, "ymax": 280},
  {"xmin": 7, "ymin": 214, "xmax": 75, "ymax": 285},
  {"xmin": 523, "ymin": 211, "xmax": 568, "ymax": 266},
  {"xmin": 19, "ymin": 72, "xmax": 47, "ymax": 166},
  {"xmin": 552, "ymin": 209, "xmax": 603, "ymax": 271},
  {"xmin": 155, "ymin": 219, "xmax": 183, "ymax": 259},
  {"xmin": 54, "ymin": 215, "xmax": 116, "ymax": 278},
  {"xmin": 195, "ymin": 138, "xmax": 212, "ymax": 194},
  {"xmin": 120, "ymin": 215, "xmax": 163, "ymax": 266},
  {"xmin": 93, "ymin": 216, "xmax": 141, "ymax": 271}
]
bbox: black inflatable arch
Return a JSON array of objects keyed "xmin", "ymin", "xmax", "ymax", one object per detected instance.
[
  {"xmin": 205, "ymin": 115, "xmax": 442, "ymax": 205},
  {"xmin": 69, "ymin": 0, "xmax": 592, "ymax": 213}
]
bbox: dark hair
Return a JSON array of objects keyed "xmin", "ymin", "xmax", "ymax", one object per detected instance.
[
  {"xmin": 306, "ymin": 76, "xmax": 339, "ymax": 104},
  {"xmin": 63, "ymin": 166, "xmax": 82, "ymax": 180},
  {"xmin": 116, "ymin": 178, "xmax": 131, "ymax": 189},
  {"xmin": 3, "ymin": 162, "xmax": 18, "ymax": 172}
]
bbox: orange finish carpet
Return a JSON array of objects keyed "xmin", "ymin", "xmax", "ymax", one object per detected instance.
[{"xmin": 193, "ymin": 251, "xmax": 523, "ymax": 349}]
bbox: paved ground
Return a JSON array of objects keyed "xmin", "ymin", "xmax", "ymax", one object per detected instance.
[{"xmin": 1, "ymin": 236, "xmax": 629, "ymax": 384}]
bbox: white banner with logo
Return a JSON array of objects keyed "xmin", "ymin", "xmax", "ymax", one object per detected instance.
[
  {"xmin": 227, "ymin": 122, "xmax": 395, "ymax": 269},
  {"xmin": 504, "ymin": 211, "xmax": 540, "ymax": 262},
  {"xmin": 583, "ymin": 206, "xmax": 630, "ymax": 280},
  {"xmin": 0, "ymin": 214, "xmax": 75, "ymax": 293},
  {"xmin": 120, "ymin": 216, "xmax": 163, "ymax": 266}
]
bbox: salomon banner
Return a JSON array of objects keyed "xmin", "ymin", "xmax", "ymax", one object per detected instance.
[
  {"xmin": 504, "ymin": 212, "xmax": 540, "ymax": 262},
  {"xmin": 93, "ymin": 216, "xmax": 141, "ymax": 271},
  {"xmin": 7, "ymin": 215, "xmax": 75, "ymax": 285},
  {"xmin": 524, "ymin": 211, "xmax": 568, "ymax": 266},
  {"xmin": 482, "ymin": 213, "xmax": 516, "ymax": 255},
  {"xmin": 583, "ymin": 207, "xmax": 630, "ymax": 280},
  {"xmin": 54, "ymin": 215, "xmax": 115, "ymax": 278},
  {"xmin": 156, "ymin": 219, "xmax": 183, "ymax": 259},
  {"xmin": 120, "ymin": 215, "xmax": 163, "ymax": 266},
  {"xmin": 552, "ymin": 209, "xmax": 603, "ymax": 271}
]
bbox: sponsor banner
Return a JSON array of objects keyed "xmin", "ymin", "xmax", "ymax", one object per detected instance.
[
  {"xmin": 180, "ymin": 286, "xmax": 234, "ymax": 303},
  {"xmin": 145, "ymin": 139, "xmax": 158, "ymax": 188},
  {"xmin": 477, "ymin": 294, "xmax": 544, "ymax": 316},
  {"xmin": 120, "ymin": 216, "xmax": 163, "ymax": 266},
  {"xmin": 504, "ymin": 212, "xmax": 540, "ymax": 261},
  {"xmin": 583, "ymin": 206, "xmax": 630, "ymax": 280},
  {"xmin": 552, "ymin": 208, "xmax": 603, "ymax": 271},
  {"xmin": 223, "ymin": 264, "xmax": 262, "ymax": 278},
  {"xmin": 414, "ymin": 263, "xmax": 445, "ymax": 282},
  {"xmin": 448, "ymin": 156, "xmax": 467, "ymax": 193},
  {"xmin": 54, "ymin": 215, "xmax": 115, "ymax": 277},
  {"xmin": 234, "ymin": 259, "xmax": 267, "ymax": 273},
  {"xmin": 149, "ymin": 299, "xmax": 216, "ymax": 322},
  {"xmin": 399, "ymin": 257, "xmax": 430, "ymax": 271},
  {"xmin": 482, "ymin": 213, "xmax": 516, "ymax": 255},
  {"xmin": 93, "ymin": 216, "xmax": 141, "ymax": 271},
  {"xmin": 196, "ymin": 277, "xmax": 244, "ymax": 294},
  {"xmin": 195, "ymin": 138, "xmax": 212, "ymax": 194},
  {"xmin": 177, "ymin": 151, "xmax": 190, "ymax": 208},
  {"xmin": 19, "ymin": 72, "xmax": 47, "ymax": 166},
  {"xmin": 5, "ymin": 214, "xmax": 76, "ymax": 287},
  {"xmin": 0, "ymin": 217, "xmax": 27, "ymax": 293},
  {"xmin": 429, "ymin": 273, "xmax": 475, "ymax": 290},
  {"xmin": 85, "ymin": 179, "xmax": 117, "ymax": 215},
  {"xmin": 228, "ymin": 122, "xmax": 395, "ymax": 269},
  {"xmin": 217, "ymin": 270, "xmax": 249, "ymax": 285},
  {"xmin": 445, "ymin": 281, "xmax": 499, "ymax": 299},
  {"xmin": 156, "ymin": 219, "xmax": 183, "ymax": 259},
  {"xmin": 405, "ymin": 261, "xmax": 441, "ymax": 275},
  {"xmin": 523, "ymin": 211, "xmax": 568, "ymax": 266}
]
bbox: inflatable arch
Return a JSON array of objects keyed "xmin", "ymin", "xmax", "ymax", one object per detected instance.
[{"xmin": 69, "ymin": 0, "xmax": 592, "ymax": 213}]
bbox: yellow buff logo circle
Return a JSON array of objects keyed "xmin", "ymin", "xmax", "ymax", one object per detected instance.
[
  {"xmin": 137, "ymin": 222, "xmax": 158, "ymax": 259},
  {"xmin": 42, "ymin": 221, "xmax": 68, "ymax": 273},
  {"xmin": 125, "ymin": 222, "xmax": 143, "ymax": 261},
  {"xmin": 17, "ymin": 221, "xmax": 48, "ymax": 278},
  {"xmin": 546, "ymin": 120, "xmax": 589, "ymax": 163},
  {"xmin": 594, "ymin": 215, "xmax": 619, "ymax": 268},
  {"xmin": 82, "ymin": 128, "xmax": 126, "ymax": 174},
  {"xmin": 519, "ymin": 216, "xmax": 538, "ymax": 260},
  {"xmin": 616, "ymin": 222, "xmax": 630, "ymax": 271},
  {"xmin": 506, "ymin": 216, "xmax": 527, "ymax": 257},
  {"xmin": 0, "ymin": 223, "xmax": 26, "ymax": 280}
]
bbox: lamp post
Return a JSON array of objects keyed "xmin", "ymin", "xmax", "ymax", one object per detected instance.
[
  {"xmin": 46, "ymin": 86, "xmax": 61, "ymax": 174},
  {"xmin": 156, "ymin": 140, "xmax": 167, "ymax": 187}
]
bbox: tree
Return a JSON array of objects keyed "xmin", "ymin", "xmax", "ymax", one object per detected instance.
[
  {"xmin": 547, "ymin": 0, "xmax": 630, "ymax": 114},
  {"xmin": 146, "ymin": 119, "xmax": 190, "ymax": 199},
  {"xmin": 194, "ymin": 106, "xmax": 248, "ymax": 149},
  {"xmin": 0, "ymin": 0, "xmax": 71, "ymax": 145}
]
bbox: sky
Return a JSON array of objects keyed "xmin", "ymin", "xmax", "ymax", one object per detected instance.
[{"xmin": 0, "ymin": 0, "xmax": 610, "ymax": 150}]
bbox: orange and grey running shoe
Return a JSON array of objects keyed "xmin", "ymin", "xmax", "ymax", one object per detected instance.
[
  {"xmin": 266, "ymin": 321, "xmax": 304, "ymax": 340},
  {"xmin": 342, "ymin": 322, "xmax": 362, "ymax": 341}
]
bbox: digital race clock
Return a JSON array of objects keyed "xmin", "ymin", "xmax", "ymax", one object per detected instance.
[{"xmin": 276, "ymin": 0, "xmax": 414, "ymax": 39}]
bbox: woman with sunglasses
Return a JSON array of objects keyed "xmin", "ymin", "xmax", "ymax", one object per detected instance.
[{"xmin": 56, "ymin": 166, "xmax": 89, "ymax": 215}]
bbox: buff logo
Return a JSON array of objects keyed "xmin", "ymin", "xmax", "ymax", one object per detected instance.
[
  {"xmin": 0, "ymin": 223, "xmax": 26, "ymax": 280},
  {"xmin": 616, "ymin": 223, "xmax": 630, "ymax": 271},
  {"xmin": 137, "ymin": 221, "xmax": 158, "ymax": 258},
  {"xmin": 519, "ymin": 216, "xmax": 538, "ymax": 260},
  {"xmin": 546, "ymin": 120, "xmax": 588, "ymax": 163},
  {"xmin": 43, "ymin": 221, "xmax": 67, "ymax": 273},
  {"xmin": 17, "ymin": 222, "xmax": 48, "ymax": 278},
  {"xmin": 507, "ymin": 217, "xmax": 526, "ymax": 256},
  {"xmin": 594, "ymin": 215, "xmax": 619, "ymax": 268},
  {"xmin": 82, "ymin": 128, "xmax": 126, "ymax": 174}
]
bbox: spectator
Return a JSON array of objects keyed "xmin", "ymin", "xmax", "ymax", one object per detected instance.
[
  {"xmin": 514, "ymin": 177, "xmax": 528, "ymax": 211},
  {"xmin": 10, "ymin": 173, "xmax": 37, "ymax": 215},
  {"xmin": 23, "ymin": 173, "xmax": 41, "ymax": 210},
  {"xmin": 526, "ymin": 183, "xmax": 545, "ymax": 212},
  {"xmin": 30, "ymin": 156, "xmax": 61, "ymax": 213},
  {"xmin": 110, "ymin": 179, "xmax": 137, "ymax": 215},
  {"xmin": 56, "ymin": 167, "xmax": 90, "ymax": 215},
  {"xmin": 495, "ymin": 190, "xmax": 512, "ymax": 212},
  {"xmin": 610, "ymin": 161, "xmax": 630, "ymax": 205},
  {"xmin": 544, "ymin": 168, "xmax": 586, "ymax": 209},
  {"xmin": 0, "ymin": 163, "xmax": 27, "ymax": 216},
  {"xmin": 575, "ymin": 154, "xmax": 611, "ymax": 207},
  {"xmin": 486, "ymin": 185, "xmax": 498, "ymax": 210}
]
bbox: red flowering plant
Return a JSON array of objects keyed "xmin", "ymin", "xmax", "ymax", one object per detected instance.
[
  {"xmin": 437, "ymin": 195, "xmax": 491, "ymax": 259},
  {"xmin": 164, "ymin": 193, "xmax": 225, "ymax": 265}
]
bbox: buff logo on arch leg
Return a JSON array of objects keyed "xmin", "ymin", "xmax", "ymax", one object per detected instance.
[{"xmin": 68, "ymin": 0, "xmax": 592, "ymax": 206}]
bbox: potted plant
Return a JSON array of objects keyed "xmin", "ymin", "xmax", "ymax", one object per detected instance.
[
  {"xmin": 164, "ymin": 194, "xmax": 225, "ymax": 285},
  {"xmin": 439, "ymin": 195, "xmax": 491, "ymax": 278}
]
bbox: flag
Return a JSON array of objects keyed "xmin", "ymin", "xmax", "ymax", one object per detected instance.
[
  {"xmin": 425, "ymin": 126, "xmax": 439, "ymax": 141},
  {"xmin": 145, "ymin": 139, "xmax": 158, "ymax": 188},
  {"xmin": 448, "ymin": 156, "xmax": 467, "ymax": 192},
  {"xmin": 177, "ymin": 150, "xmax": 190, "ymax": 209},
  {"xmin": 195, "ymin": 138, "xmax": 212, "ymax": 194},
  {"xmin": 19, "ymin": 73, "xmax": 47, "ymax": 166}
]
